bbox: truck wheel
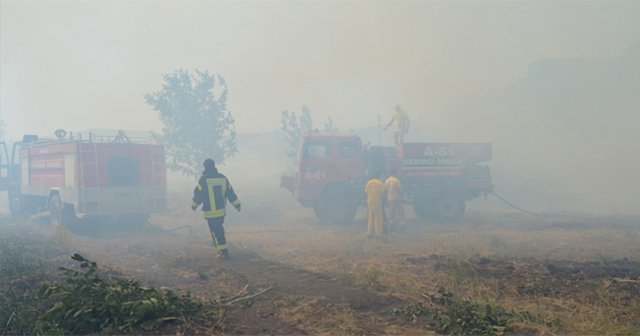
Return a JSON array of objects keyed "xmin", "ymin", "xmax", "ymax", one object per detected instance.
[
  {"xmin": 324, "ymin": 194, "xmax": 357, "ymax": 224},
  {"xmin": 8, "ymin": 187, "xmax": 23, "ymax": 216},
  {"xmin": 49, "ymin": 195, "xmax": 63, "ymax": 226},
  {"xmin": 313, "ymin": 203, "xmax": 330, "ymax": 221},
  {"xmin": 48, "ymin": 195, "xmax": 77, "ymax": 226},
  {"xmin": 434, "ymin": 196, "xmax": 465, "ymax": 222}
]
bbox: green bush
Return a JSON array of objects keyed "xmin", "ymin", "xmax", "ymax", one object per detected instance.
[
  {"xmin": 35, "ymin": 253, "xmax": 204, "ymax": 335},
  {"xmin": 0, "ymin": 237, "xmax": 51, "ymax": 335},
  {"xmin": 430, "ymin": 288, "xmax": 513, "ymax": 336},
  {"xmin": 391, "ymin": 288, "xmax": 519, "ymax": 336},
  {"xmin": 0, "ymin": 237, "xmax": 49, "ymax": 278}
]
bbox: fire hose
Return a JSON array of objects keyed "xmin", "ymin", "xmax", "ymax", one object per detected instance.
[{"xmin": 489, "ymin": 191, "xmax": 537, "ymax": 215}]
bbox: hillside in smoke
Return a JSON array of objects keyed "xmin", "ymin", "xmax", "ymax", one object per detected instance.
[{"xmin": 418, "ymin": 43, "xmax": 640, "ymax": 214}]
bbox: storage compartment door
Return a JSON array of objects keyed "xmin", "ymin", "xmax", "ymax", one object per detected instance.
[{"xmin": 64, "ymin": 154, "xmax": 76, "ymax": 187}]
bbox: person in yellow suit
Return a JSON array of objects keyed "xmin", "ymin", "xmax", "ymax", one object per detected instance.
[
  {"xmin": 384, "ymin": 169, "xmax": 405, "ymax": 229},
  {"xmin": 365, "ymin": 172, "xmax": 386, "ymax": 238},
  {"xmin": 384, "ymin": 104, "xmax": 410, "ymax": 158}
]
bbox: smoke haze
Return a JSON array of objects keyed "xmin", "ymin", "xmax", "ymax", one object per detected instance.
[{"xmin": 1, "ymin": 1, "xmax": 639, "ymax": 214}]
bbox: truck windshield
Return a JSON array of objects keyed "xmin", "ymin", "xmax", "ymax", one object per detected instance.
[
  {"xmin": 339, "ymin": 139, "xmax": 359, "ymax": 157},
  {"xmin": 305, "ymin": 143, "xmax": 329, "ymax": 158}
]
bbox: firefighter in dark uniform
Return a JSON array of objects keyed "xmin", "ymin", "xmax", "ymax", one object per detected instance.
[{"xmin": 191, "ymin": 158, "xmax": 241, "ymax": 260}]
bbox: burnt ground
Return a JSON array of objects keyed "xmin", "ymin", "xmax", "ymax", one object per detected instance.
[
  {"xmin": 2, "ymin": 209, "xmax": 640, "ymax": 335},
  {"xmin": 27, "ymin": 223, "xmax": 421, "ymax": 335},
  {"xmin": 405, "ymin": 254, "xmax": 640, "ymax": 301},
  {"xmin": 220, "ymin": 249, "xmax": 407, "ymax": 335}
]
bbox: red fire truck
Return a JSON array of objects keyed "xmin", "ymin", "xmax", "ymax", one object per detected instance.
[
  {"xmin": 281, "ymin": 134, "xmax": 493, "ymax": 223},
  {"xmin": 0, "ymin": 131, "xmax": 167, "ymax": 226}
]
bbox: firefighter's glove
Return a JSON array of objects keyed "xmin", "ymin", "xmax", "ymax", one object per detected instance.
[
  {"xmin": 235, "ymin": 204, "xmax": 241, "ymax": 212},
  {"xmin": 191, "ymin": 204, "xmax": 198, "ymax": 211}
]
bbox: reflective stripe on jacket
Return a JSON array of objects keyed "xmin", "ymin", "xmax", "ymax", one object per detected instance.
[{"xmin": 192, "ymin": 168, "xmax": 240, "ymax": 219}]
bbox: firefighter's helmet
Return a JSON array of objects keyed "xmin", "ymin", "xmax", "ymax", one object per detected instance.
[{"xmin": 203, "ymin": 158, "xmax": 216, "ymax": 170}]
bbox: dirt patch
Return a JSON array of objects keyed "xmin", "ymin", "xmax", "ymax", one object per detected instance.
[{"xmin": 222, "ymin": 249, "xmax": 406, "ymax": 334}]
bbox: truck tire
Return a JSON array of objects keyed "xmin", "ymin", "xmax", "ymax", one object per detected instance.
[
  {"xmin": 49, "ymin": 194, "xmax": 63, "ymax": 226},
  {"xmin": 315, "ymin": 192, "xmax": 357, "ymax": 224},
  {"xmin": 412, "ymin": 195, "xmax": 466, "ymax": 222},
  {"xmin": 328, "ymin": 194, "xmax": 357, "ymax": 224},
  {"xmin": 313, "ymin": 203, "xmax": 330, "ymax": 221},
  {"xmin": 8, "ymin": 187, "xmax": 23, "ymax": 217},
  {"xmin": 434, "ymin": 196, "xmax": 465, "ymax": 222},
  {"xmin": 48, "ymin": 194, "xmax": 77, "ymax": 226}
]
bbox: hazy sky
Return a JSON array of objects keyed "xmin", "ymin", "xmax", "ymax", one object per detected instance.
[{"xmin": 1, "ymin": 1, "xmax": 639, "ymax": 138}]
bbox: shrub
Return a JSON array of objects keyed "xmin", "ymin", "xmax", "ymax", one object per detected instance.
[
  {"xmin": 391, "ymin": 288, "xmax": 519, "ymax": 336},
  {"xmin": 430, "ymin": 288, "xmax": 513, "ymax": 335},
  {"xmin": 35, "ymin": 253, "xmax": 204, "ymax": 334},
  {"xmin": 0, "ymin": 237, "xmax": 51, "ymax": 335}
]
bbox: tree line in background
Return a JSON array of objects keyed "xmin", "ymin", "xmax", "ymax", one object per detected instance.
[
  {"xmin": 2, "ymin": 68, "xmax": 337, "ymax": 176},
  {"xmin": 280, "ymin": 105, "xmax": 339, "ymax": 163},
  {"xmin": 146, "ymin": 68, "xmax": 339, "ymax": 176}
]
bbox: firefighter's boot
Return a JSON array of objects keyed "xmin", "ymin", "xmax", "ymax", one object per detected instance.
[{"xmin": 218, "ymin": 249, "xmax": 230, "ymax": 260}]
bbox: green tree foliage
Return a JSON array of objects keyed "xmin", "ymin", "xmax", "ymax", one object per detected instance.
[
  {"xmin": 280, "ymin": 106, "xmax": 341, "ymax": 163},
  {"xmin": 281, "ymin": 105, "xmax": 313, "ymax": 161},
  {"xmin": 324, "ymin": 116, "xmax": 339, "ymax": 134},
  {"xmin": 145, "ymin": 69, "xmax": 237, "ymax": 177}
]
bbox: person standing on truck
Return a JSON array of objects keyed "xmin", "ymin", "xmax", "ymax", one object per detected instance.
[
  {"xmin": 191, "ymin": 158, "xmax": 241, "ymax": 260},
  {"xmin": 365, "ymin": 172, "xmax": 386, "ymax": 239},
  {"xmin": 384, "ymin": 104, "xmax": 410, "ymax": 159},
  {"xmin": 384, "ymin": 169, "xmax": 405, "ymax": 229}
]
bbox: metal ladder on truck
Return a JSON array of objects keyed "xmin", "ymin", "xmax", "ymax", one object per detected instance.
[
  {"xmin": 150, "ymin": 145, "xmax": 166, "ymax": 211},
  {"xmin": 78, "ymin": 140, "xmax": 101, "ymax": 215}
]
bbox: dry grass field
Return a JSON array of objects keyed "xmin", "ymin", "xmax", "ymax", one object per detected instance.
[{"xmin": 1, "ymin": 192, "xmax": 639, "ymax": 335}]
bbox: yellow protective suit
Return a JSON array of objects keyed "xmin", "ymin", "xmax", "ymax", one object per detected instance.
[
  {"xmin": 364, "ymin": 178, "xmax": 385, "ymax": 237},
  {"xmin": 388, "ymin": 108, "xmax": 410, "ymax": 158},
  {"xmin": 384, "ymin": 175, "xmax": 405, "ymax": 226}
]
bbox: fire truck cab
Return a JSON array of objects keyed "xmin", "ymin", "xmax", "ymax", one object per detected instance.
[{"xmin": 282, "ymin": 134, "xmax": 365, "ymax": 223}]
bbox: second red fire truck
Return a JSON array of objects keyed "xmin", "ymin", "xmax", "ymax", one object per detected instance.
[
  {"xmin": 1, "ymin": 130, "xmax": 167, "ymax": 226},
  {"xmin": 281, "ymin": 133, "xmax": 493, "ymax": 223}
]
